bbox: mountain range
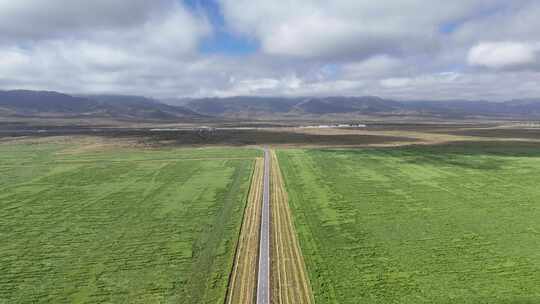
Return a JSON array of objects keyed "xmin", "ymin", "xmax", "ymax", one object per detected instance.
[
  {"xmin": 173, "ymin": 96, "xmax": 540, "ymax": 119},
  {"xmin": 2, "ymin": 90, "xmax": 540, "ymax": 121},
  {"xmin": 0, "ymin": 90, "xmax": 202, "ymax": 121}
]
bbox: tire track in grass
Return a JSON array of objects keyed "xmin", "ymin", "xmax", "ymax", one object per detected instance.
[
  {"xmin": 226, "ymin": 158, "xmax": 264, "ymax": 304},
  {"xmin": 270, "ymin": 150, "xmax": 314, "ymax": 304}
]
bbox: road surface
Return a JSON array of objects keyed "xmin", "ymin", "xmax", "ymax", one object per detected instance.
[{"xmin": 257, "ymin": 148, "xmax": 271, "ymax": 304}]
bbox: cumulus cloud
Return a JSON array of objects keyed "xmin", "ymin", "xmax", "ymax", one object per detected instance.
[
  {"xmin": 375, "ymin": 71, "xmax": 540, "ymax": 101},
  {"xmin": 219, "ymin": 0, "xmax": 504, "ymax": 59},
  {"xmin": 467, "ymin": 42, "xmax": 539, "ymax": 69},
  {"xmin": 452, "ymin": 1, "xmax": 540, "ymax": 44},
  {"xmin": 0, "ymin": 0, "xmax": 211, "ymax": 95},
  {"xmin": 0, "ymin": 0, "xmax": 211, "ymax": 60},
  {"xmin": 0, "ymin": 0, "xmax": 191, "ymax": 41},
  {"xmin": 342, "ymin": 55, "xmax": 405, "ymax": 78},
  {"xmin": 380, "ymin": 78, "xmax": 412, "ymax": 88},
  {"xmin": 1, "ymin": 0, "xmax": 540, "ymax": 100}
]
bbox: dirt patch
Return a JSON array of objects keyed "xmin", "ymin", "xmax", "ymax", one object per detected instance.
[{"xmin": 435, "ymin": 127, "xmax": 540, "ymax": 140}]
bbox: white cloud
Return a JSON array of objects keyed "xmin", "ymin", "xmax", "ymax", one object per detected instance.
[
  {"xmin": 0, "ymin": 1, "xmax": 186, "ymax": 41},
  {"xmin": 375, "ymin": 71, "xmax": 540, "ymax": 101},
  {"xmin": 0, "ymin": 1, "xmax": 212, "ymax": 96},
  {"xmin": 210, "ymin": 74, "xmax": 304, "ymax": 97},
  {"xmin": 1, "ymin": 1, "xmax": 540, "ymax": 100},
  {"xmin": 452, "ymin": 1, "xmax": 540, "ymax": 45},
  {"xmin": 380, "ymin": 78, "xmax": 412, "ymax": 88},
  {"xmin": 380, "ymin": 72, "xmax": 461, "ymax": 90},
  {"xmin": 342, "ymin": 55, "xmax": 404, "ymax": 78},
  {"xmin": 0, "ymin": 0, "xmax": 209, "ymax": 56},
  {"xmin": 220, "ymin": 0, "xmax": 504, "ymax": 59},
  {"xmin": 0, "ymin": 48, "xmax": 31, "ymax": 70},
  {"xmin": 467, "ymin": 42, "xmax": 538, "ymax": 69}
]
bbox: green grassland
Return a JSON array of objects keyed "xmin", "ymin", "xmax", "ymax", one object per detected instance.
[
  {"xmin": 277, "ymin": 142, "xmax": 540, "ymax": 304},
  {"xmin": 0, "ymin": 141, "xmax": 259, "ymax": 303}
]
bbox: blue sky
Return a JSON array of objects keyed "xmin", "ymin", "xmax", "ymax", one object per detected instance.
[
  {"xmin": 0, "ymin": 0, "xmax": 539, "ymax": 100},
  {"xmin": 438, "ymin": 3, "xmax": 509, "ymax": 35},
  {"xmin": 184, "ymin": 0, "xmax": 258, "ymax": 55}
]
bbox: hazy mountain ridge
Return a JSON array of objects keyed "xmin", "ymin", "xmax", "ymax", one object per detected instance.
[
  {"xmin": 2, "ymin": 90, "xmax": 540, "ymax": 121},
  {"xmin": 0, "ymin": 90, "xmax": 203, "ymax": 121},
  {"xmin": 0, "ymin": 90, "xmax": 101, "ymax": 115},
  {"xmin": 181, "ymin": 96, "xmax": 299, "ymax": 116},
  {"xmin": 176, "ymin": 96, "xmax": 540, "ymax": 119},
  {"xmin": 80, "ymin": 95, "xmax": 203, "ymax": 120},
  {"xmin": 292, "ymin": 96, "xmax": 402, "ymax": 114}
]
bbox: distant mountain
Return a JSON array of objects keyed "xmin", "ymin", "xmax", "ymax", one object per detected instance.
[
  {"xmin": 293, "ymin": 96, "xmax": 401, "ymax": 114},
  {"xmin": 505, "ymin": 99, "xmax": 540, "ymax": 115},
  {"xmin": 404, "ymin": 99, "xmax": 540, "ymax": 118},
  {"xmin": 83, "ymin": 95, "xmax": 203, "ymax": 120},
  {"xmin": 179, "ymin": 96, "xmax": 299, "ymax": 117},
  {"xmin": 176, "ymin": 96, "xmax": 540, "ymax": 119},
  {"xmin": 0, "ymin": 90, "xmax": 204, "ymax": 121},
  {"xmin": 0, "ymin": 90, "xmax": 100, "ymax": 115},
  {"xmin": 3, "ymin": 90, "xmax": 540, "ymax": 121},
  {"xmin": 171, "ymin": 96, "xmax": 401, "ymax": 118}
]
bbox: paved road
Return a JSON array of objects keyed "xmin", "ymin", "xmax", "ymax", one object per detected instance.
[{"xmin": 257, "ymin": 148, "xmax": 271, "ymax": 304}]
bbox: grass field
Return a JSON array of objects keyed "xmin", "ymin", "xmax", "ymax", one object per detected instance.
[
  {"xmin": 0, "ymin": 140, "xmax": 259, "ymax": 303},
  {"xmin": 226, "ymin": 157, "xmax": 263, "ymax": 304},
  {"xmin": 277, "ymin": 142, "xmax": 540, "ymax": 303},
  {"xmin": 270, "ymin": 150, "xmax": 314, "ymax": 304}
]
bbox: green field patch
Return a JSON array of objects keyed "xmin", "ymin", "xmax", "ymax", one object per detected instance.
[
  {"xmin": 278, "ymin": 144, "xmax": 540, "ymax": 303},
  {"xmin": 0, "ymin": 142, "xmax": 256, "ymax": 303}
]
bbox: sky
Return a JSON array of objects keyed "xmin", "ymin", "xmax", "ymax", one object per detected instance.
[{"xmin": 1, "ymin": 0, "xmax": 540, "ymax": 100}]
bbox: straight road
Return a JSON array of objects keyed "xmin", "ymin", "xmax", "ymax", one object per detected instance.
[{"xmin": 257, "ymin": 148, "xmax": 271, "ymax": 304}]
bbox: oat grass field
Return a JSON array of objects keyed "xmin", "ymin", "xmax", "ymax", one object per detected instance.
[
  {"xmin": 277, "ymin": 142, "xmax": 540, "ymax": 303},
  {"xmin": 0, "ymin": 140, "xmax": 259, "ymax": 303},
  {"xmin": 226, "ymin": 157, "xmax": 264, "ymax": 304},
  {"xmin": 270, "ymin": 150, "xmax": 314, "ymax": 304}
]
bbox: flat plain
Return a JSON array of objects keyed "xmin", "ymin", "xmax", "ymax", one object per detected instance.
[
  {"xmin": 226, "ymin": 157, "xmax": 263, "ymax": 304},
  {"xmin": 0, "ymin": 140, "xmax": 259, "ymax": 303},
  {"xmin": 277, "ymin": 142, "xmax": 540, "ymax": 303},
  {"xmin": 270, "ymin": 150, "xmax": 314, "ymax": 304}
]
